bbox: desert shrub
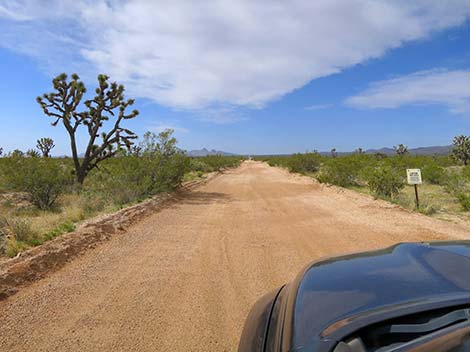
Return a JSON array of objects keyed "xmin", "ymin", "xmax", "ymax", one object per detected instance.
[
  {"xmin": 0, "ymin": 215, "xmax": 39, "ymax": 256},
  {"xmin": 188, "ymin": 158, "xmax": 211, "ymax": 173},
  {"xmin": 457, "ymin": 193, "xmax": 470, "ymax": 211},
  {"xmin": 43, "ymin": 221, "xmax": 75, "ymax": 241},
  {"xmin": 287, "ymin": 152, "xmax": 321, "ymax": 173},
  {"xmin": 150, "ymin": 153, "xmax": 190, "ymax": 193},
  {"xmin": 316, "ymin": 156, "xmax": 365, "ymax": 187},
  {"xmin": 417, "ymin": 200, "xmax": 440, "ymax": 215},
  {"xmin": 443, "ymin": 170, "xmax": 466, "ymax": 195},
  {"xmin": 422, "ymin": 164, "xmax": 446, "ymax": 185},
  {"xmin": 87, "ymin": 153, "xmax": 189, "ymax": 205},
  {"xmin": 262, "ymin": 156, "xmax": 290, "ymax": 168},
  {"xmin": 79, "ymin": 193, "xmax": 107, "ymax": 216},
  {"xmin": 196, "ymin": 155, "xmax": 241, "ymax": 171},
  {"xmin": 267, "ymin": 159, "xmax": 278, "ymax": 167},
  {"xmin": 86, "ymin": 157, "xmax": 151, "ymax": 204},
  {"xmin": 0, "ymin": 156, "xmax": 73, "ymax": 210},
  {"xmin": 364, "ymin": 166, "xmax": 405, "ymax": 199},
  {"xmin": 461, "ymin": 166, "xmax": 470, "ymax": 181},
  {"xmin": 434, "ymin": 156, "xmax": 456, "ymax": 167}
]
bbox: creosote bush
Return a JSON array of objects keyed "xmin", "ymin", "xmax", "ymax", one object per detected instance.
[
  {"xmin": 196, "ymin": 155, "xmax": 242, "ymax": 171},
  {"xmin": 0, "ymin": 156, "xmax": 73, "ymax": 210},
  {"xmin": 457, "ymin": 193, "xmax": 470, "ymax": 211},
  {"xmin": 422, "ymin": 163, "xmax": 446, "ymax": 185},
  {"xmin": 287, "ymin": 152, "xmax": 321, "ymax": 173},
  {"xmin": 364, "ymin": 166, "xmax": 405, "ymax": 199},
  {"xmin": 316, "ymin": 156, "xmax": 366, "ymax": 187}
]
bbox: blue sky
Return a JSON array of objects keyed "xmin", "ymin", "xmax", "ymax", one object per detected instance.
[{"xmin": 1, "ymin": 1, "xmax": 470, "ymax": 155}]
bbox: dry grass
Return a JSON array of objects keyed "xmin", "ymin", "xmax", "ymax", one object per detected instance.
[
  {"xmin": 352, "ymin": 182, "xmax": 470, "ymax": 223},
  {"xmin": 0, "ymin": 192, "xmax": 117, "ymax": 257}
]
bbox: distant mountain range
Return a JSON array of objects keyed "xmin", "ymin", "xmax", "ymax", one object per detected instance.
[
  {"xmin": 361, "ymin": 145, "xmax": 452, "ymax": 156},
  {"xmin": 255, "ymin": 145, "xmax": 453, "ymax": 157},
  {"xmin": 187, "ymin": 148, "xmax": 236, "ymax": 157},
  {"xmin": 188, "ymin": 145, "xmax": 453, "ymax": 157},
  {"xmin": 318, "ymin": 145, "xmax": 453, "ymax": 156}
]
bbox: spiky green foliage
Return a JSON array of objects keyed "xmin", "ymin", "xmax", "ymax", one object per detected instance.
[
  {"xmin": 26, "ymin": 149, "xmax": 41, "ymax": 158},
  {"xmin": 394, "ymin": 144, "xmax": 408, "ymax": 156},
  {"xmin": 452, "ymin": 135, "xmax": 470, "ymax": 165},
  {"xmin": 36, "ymin": 137, "xmax": 55, "ymax": 157},
  {"xmin": 37, "ymin": 73, "xmax": 139, "ymax": 184}
]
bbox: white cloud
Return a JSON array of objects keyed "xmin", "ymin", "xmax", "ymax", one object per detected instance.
[
  {"xmin": 148, "ymin": 123, "xmax": 189, "ymax": 134},
  {"xmin": 345, "ymin": 69, "xmax": 470, "ymax": 114},
  {"xmin": 1, "ymin": 0, "xmax": 470, "ymax": 116},
  {"xmin": 194, "ymin": 106, "xmax": 248, "ymax": 124},
  {"xmin": 305, "ymin": 104, "xmax": 333, "ymax": 110}
]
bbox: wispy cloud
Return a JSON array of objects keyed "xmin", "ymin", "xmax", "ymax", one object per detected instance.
[
  {"xmin": 1, "ymin": 0, "xmax": 470, "ymax": 122},
  {"xmin": 345, "ymin": 69, "xmax": 470, "ymax": 114},
  {"xmin": 147, "ymin": 122, "xmax": 189, "ymax": 134},
  {"xmin": 304, "ymin": 104, "xmax": 333, "ymax": 110},
  {"xmin": 195, "ymin": 106, "xmax": 248, "ymax": 124}
]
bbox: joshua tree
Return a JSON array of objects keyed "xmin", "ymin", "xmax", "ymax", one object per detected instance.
[
  {"xmin": 355, "ymin": 147, "xmax": 364, "ymax": 155},
  {"xmin": 394, "ymin": 144, "xmax": 409, "ymax": 156},
  {"xmin": 331, "ymin": 148, "xmax": 337, "ymax": 158},
  {"xmin": 26, "ymin": 149, "xmax": 41, "ymax": 158},
  {"xmin": 9, "ymin": 149, "xmax": 24, "ymax": 158},
  {"xmin": 37, "ymin": 73, "xmax": 139, "ymax": 184},
  {"xmin": 452, "ymin": 135, "xmax": 470, "ymax": 165},
  {"xmin": 36, "ymin": 137, "xmax": 55, "ymax": 157},
  {"xmin": 130, "ymin": 145, "xmax": 143, "ymax": 157}
]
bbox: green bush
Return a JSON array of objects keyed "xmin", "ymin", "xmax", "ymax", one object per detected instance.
[
  {"xmin": 87, "ymin": 153, "xmax": 189, "ymax": 205},
  {"xmin": 461, "ymin": 166, "xmax": 470, "ymax": 181},
  {"xmin": 457, "ymin": 193, "xmax": 470, "ymax": 211},
  {"xmin": 443, "ymin": 170, "xmax": 466, "ymax": 195},
  {"xmin": 0, "ymin": 156, "xmax": 73, "ymax": 209},
  {"xmin": 87, "ymin": 157, "xmax": 153, "ymax": 204},
  {"xmin": 195, "ymin": 155, "xmax": 241, "ymax": 171},
  {"xmin": 150, "ymin": 153, "xmax": 190, "ymax": 193},
  {"xmin": 316, "ymin": 156, "xmax": 365, "ymax": 187},
  {"xmin": 364, "ymin": 166, "xmax": 405, "ymax": 199},
  {"xmin": 422, "ymin": 164, "xmax": 446, "ymax": 185},
  {"xmin": 287, "ymin": 152, "xmax": 321, "ymax": 173},
  {"xmin": 188, "ymin": 158, "xmax": 211, "ymax": 173}
]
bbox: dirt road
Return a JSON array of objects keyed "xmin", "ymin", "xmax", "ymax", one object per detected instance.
[{"xmin": 0, "ymin": 161, "xmax": 468, "ymax": 351}]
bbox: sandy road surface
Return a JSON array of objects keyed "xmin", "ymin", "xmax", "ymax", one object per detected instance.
[{"xmin": 0, "ymin": 161, "xmax": 468, "ymax": 351}]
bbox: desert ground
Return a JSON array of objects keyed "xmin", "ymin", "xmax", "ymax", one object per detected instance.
[{"xmin": 0, "ymin": 161, "xmax": 468, "ymax": 351}]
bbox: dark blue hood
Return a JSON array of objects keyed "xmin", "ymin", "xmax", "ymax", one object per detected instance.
[{"xmin": 291, "ymin": 241, "xmax": 470, "ymax": 350}]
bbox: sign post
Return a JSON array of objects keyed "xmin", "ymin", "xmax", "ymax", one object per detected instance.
[{"xmin": 406, "ymin": 169, "xmax": 422, "ymax": 209}]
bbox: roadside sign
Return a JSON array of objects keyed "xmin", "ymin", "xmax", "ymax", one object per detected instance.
[
  {"xmin": 406, "ymin": 169, "xmax": 422, "ymax": 185},
  {"xmin": 406, "ymin": 169, "xmax": 422, "ymax": 209}
]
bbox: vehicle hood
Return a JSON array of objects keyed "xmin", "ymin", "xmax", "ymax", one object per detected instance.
[{"xmin": 291, "ymin": 241, "xmax": 470, "ymax": 350}]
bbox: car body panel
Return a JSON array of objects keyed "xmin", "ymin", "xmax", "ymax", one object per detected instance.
[
  {"xmin": 239, "ymin": 241, "xmax": 470, "ymax": 352},
  {"xmin": 238, "ymin": 287, "xmax": 283, "ymax": 352}
]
